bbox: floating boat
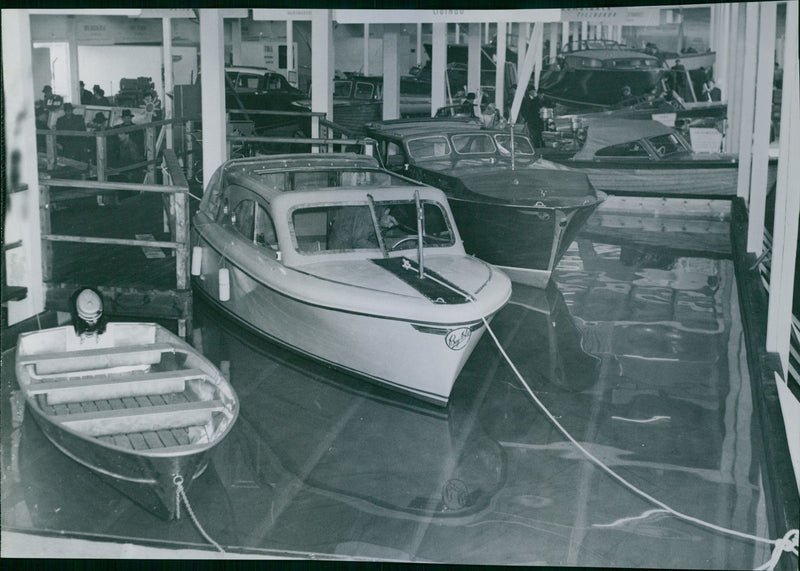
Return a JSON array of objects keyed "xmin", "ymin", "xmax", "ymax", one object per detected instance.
[
  {"xmin": 14, "ymin": 289, "xmax": 239, "ymax": 520},
  {"xmin": 365, "ymin": 119, "xmax": 605, "ymax": 287},
  {"xmin": 191, "ymin": 154, "xmax": 512, "ymax": 406},
  {"xmin": 544, "ymin": 117, "xmax": 777, "ymax": 197}
]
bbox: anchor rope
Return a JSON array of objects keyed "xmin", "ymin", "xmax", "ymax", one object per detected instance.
[
  {"xmin": 173, "ymin": 475, "xmax": 226, "ymax": 553},
  {"xmin": 402, "ymin": 261, "xmax": 798, "ymax": 570}
]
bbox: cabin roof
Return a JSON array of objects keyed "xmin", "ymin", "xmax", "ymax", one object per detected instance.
[{"xmin": 573, "ymin": 118, "xmax": 676, "ymax": 159}]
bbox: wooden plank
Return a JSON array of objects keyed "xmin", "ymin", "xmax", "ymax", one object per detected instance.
[
  {"xmin": 156, "ymin": 429, "xmax": 178, "ymax": 447},
  {"xmin": 29, "ymin": 368, "xmax": 202, "ymax": 405},
  {"xmin": 43, "ymin": 234, "xmax": 181, "ymax": 250},
  {"xmin": 135, "ymin": 396, "xmax": 152, "ymax": 407},
  {"xmin": 113, "ymin": 434, "xmax": 133, "ymax": 449},
  {"xmin": 36, "ymin": 177, "xmax": 188, "ymax": 194},
  {"xmin": 96, "ymin": 399, "xmax": 111, "ymax": 411},
  {"xmin": 82, "ymin": 401, "xmax": 99, "ymax": 413},
  {"xmin": 108, "ymin": 398, "xmax": 125, "ymax": 410},
  {"xmin": 128, "ymin": 433, "xmax": 148, "ymax": 450},
  {"xmin": 66, "ymin": 403, "xmax": 83, "ymax": 415},
  {"xmin": 53, "ymin": 404, "xmax": 69, "ymax": 416},
  {"xmin": 39, "ymin": 183, "xmax": 53, "ymax": 282},
  {"xmin": 18, "ymin": 343, "xmax": 176, "ymax": 375},
  {"xmin": 142, "ymin": 431, "xmax": 164, "ymax": 449},
  {"xmin": 148, "ymin": 394, "xmax": 166, "ymax": 406},
  {"xmin": 172, "ymin": 427, "xmax": 190, "ymax": 445},
  {"xmin": 59, "ymin": 400, "xmax": 225, "ymax": 437},
  {"xmin": 121, "ymin": 397, "xmax": 139, "ymax": 409}
]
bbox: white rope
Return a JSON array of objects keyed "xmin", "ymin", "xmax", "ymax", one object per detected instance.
[
  {"xmin": 401, "ymin": 262, "xmax": 798, "ymax": 570},
  {"xmin": 173, "ymin": 475, "xmax": 226, "ymax": 553}
]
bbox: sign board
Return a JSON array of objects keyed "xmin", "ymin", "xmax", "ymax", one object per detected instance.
[
  {"xmin": 651, "ymin": 112, "xmax": 676, "ymax": 127},
  {"xmin": 256, "ymin": 9, "xmax": 560, "ymax": 23},
  {"xmin": 132, "ymin": 9, "xmax": 196, "ymax": 19},
  {"xmin": 561, "ymin": 7, "xmax": 660, "ymax": 26},
  {"xmin": 689, "ymin": 127, "xmax": 723, "ymax": 153}
]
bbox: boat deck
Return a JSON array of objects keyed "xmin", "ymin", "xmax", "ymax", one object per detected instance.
[{"xmin": 2, "ymin": 198, "xmax": 798, "ymax": 568}]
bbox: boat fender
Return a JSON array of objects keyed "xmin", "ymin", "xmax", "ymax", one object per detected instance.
[
  {"xmin": 191, "ymin": 246, "xmax": 203, "ymax": 276},
  {"xmin": 218, "ymin": 268, "xmax": 230, "ymax": 302}
]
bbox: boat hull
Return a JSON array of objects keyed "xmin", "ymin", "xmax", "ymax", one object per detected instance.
[
  {"xmin": 560, "ymin": 161, "xmax": 778, "ymax": 197},
  {"xmin": 448, "ymin": 198, "xmax": 601, "ymax": 287},
  {"xmin": 192, "ymin": 239, "xmax": 498, "ymax": 405},
  {"xmin": 28, "ymin": 408, "xmax": 212, "ymax": 520}
]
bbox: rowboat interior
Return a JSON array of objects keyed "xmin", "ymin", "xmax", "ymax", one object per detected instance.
[{"xmin": 15, "ymin": 325, "xmax": 236, "ymax": 455}]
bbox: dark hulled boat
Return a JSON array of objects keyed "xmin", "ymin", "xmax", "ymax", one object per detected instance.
[{"xmin": 366, "ymin": 119, "xmax": 605, "ymax": 287}]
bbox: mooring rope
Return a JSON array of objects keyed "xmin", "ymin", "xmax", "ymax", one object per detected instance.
[
  {"xmin": 173, "ymin": 475, "xmax": 226, "ymax": 554},
  {"xmin": 400, "ymin": 259, "xmax": 797, "ymax": 570}
]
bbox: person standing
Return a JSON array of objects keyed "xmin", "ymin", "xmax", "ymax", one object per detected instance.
[
  {"xmin": 92, "ymin": 84, "xmax": 110, "ymax": 106},
  {"xmin": 55, "ymin": 102, "xmax": 87, "ymax": 161},
  {"xmin": 79, "ymin": 81, "xmax": 93, "ymax": 105},
  {"xmin": 41, "ymin": 85, "xmax": 64, "ymax": 110},
  {"xmin": 519, "ymin": 87, "xmax": 544, "ymax": 148},
  {"xmin": 702, "ymin": 80, "xmax": 722, "ymax": 102}
]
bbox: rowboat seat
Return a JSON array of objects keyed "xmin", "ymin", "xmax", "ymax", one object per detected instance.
[
  {"xmin": 57, "ymin": 399, "xmax": 226, "ymax": 437},
  {"xmin": 26, "ymin": 368, "xmax": 207, "ymax": 405},
  {"xmin": 18, "ymin": 343, "xmax": 178, "ymax": 377}
]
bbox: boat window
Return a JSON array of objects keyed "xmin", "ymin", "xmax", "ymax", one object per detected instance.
[
  {"xmin": 290, "ymin": 199, "xmax": 454, "ymax": 254},
  {"xmin": 232, "ymin": 199, "xmax": 256, "ymax": 240},
  {"xmin": 255, "ymin": 204, "xmax": 278, "ymax": 251},
  {"xmin": 253, "ymin": 172, "xmax": 287, "ymax": 192},
  {"xmin": 339, "ymin": 169, "xmax": 416, "ymax": 187},
  {"xmin": 384, "ymin": 142, "xmax": 406, "ymax": 169},
  {"xmin": 647, "ymin": 133, "xmax": 686, "ymax": 158},
  {"xmin": 265, "ymin": 74, "xmax": 284, "ymax": 91},
  {"xmin": 334, "ymin": 81, "xmax": 353, "ymax": 98},
  {"xmin": 494, "ymin": 134, "xmax": 535, "ymax": 155},
  {"xmin": 293, "ymin": 171, "xmax": 336, "ymax": 190},
  {"xmin": 354, "ymin": 82, "xmax": 375, "ymax": 100},
  {"xmin": 595, "ymin": 141, "xmax": 650, "ymax": 158},
  {"xmin": 452, "ymin": 133, "xmax": 497, "ymax": 154},
  {"xmin": 407, "ymin": 136, "xmax": 452, "ymax": 160},
  {"xmin": 237, "ymin": 74, "xmax": 261, "ymax": 90}
]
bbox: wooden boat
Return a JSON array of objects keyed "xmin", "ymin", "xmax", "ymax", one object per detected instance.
[
  {"xmin": 294, "ymin": 75, "xmax": 383, "ymax": 135},
  {"xmin": 365, "ymin": 119, "xmax": 605, "ymax": 288},
  {"xmin": 191, "ymin": 153, "xmax": 512, "ymax": 406},
  {"xmin": 14, "ymin": 301, "xmax": 239, "ymax": 521},
  {"xmin": 539, "ymin": 40, "xmax": 667, "ymax": 109},
  {"xmin": 544, "ymin": 117, "xmax": 778, "ymax": 197}
]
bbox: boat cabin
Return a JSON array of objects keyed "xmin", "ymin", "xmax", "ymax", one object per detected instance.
[
  {"xmin": 196, "ymin": 154, "xmax": 463, "ymax": 267},
  {"xmin": 570, "ymin": 118, "xmax": 695, "ymax": 161}
]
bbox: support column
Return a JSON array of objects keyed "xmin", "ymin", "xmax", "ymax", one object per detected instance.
[
  {"xmin": 532, "ymin": 23, "xmax": 544, "ymax": 90},
  {"xmin": 382, "ymin": 31, "xmax": 399, "ymax": 120},
  {"xmin": 286, "ymin": 20, "xmax": 294, "ymax": 85},
  {"xmin": 200, "ymin": 10, "xmax": 227, "ymax": 188},
  {"xmin": 736, "ymin": 3, "xmax": 760, "ymax": 200},
  {"xmin": 3, "ymin": 9, "xmax": 44, "ymax": 323},
  {"xmin": 561, "ymin": 21, "xmax": 569, "ymax": 50},
  {"xmin": 162, "ymin": 18, "xmax": 174, "ymax": 148},
  {"xmin": 581, "ymin": 21, "xmax": 588, "ymax": 44},
  {"xmin": 431, "ymin": 22, "xmax": 447, "ymax": 115},
  {"xmin": 455, "ymin": 24, "xmax": 460, "ymax": 44},
  {"xmin": 231, "ymin": 19, "xmax": 242, "ymax": 65},
  {"xmin": 746, "ymin": 2, "xmax": 777, "ymax": 255},
  {"xmin": 716, "ymin": 4, "xmax": 730, "ymax": 96},
  {"xmin": 549, "ymin": 22, "xmax": 558, "ymax": 62},
  {"xmin": 311, "ymin": 9, "xmax": 334, "ymax": 130},
  {"xmin": 68, "ymin": 16, "xmax": 80, "ymax": 104},
  {"xmin": 495, "ymin": 21, "xmax": 507, "ymax": 115},
  {"xmin": 509, "ymin": 23, "xmax": 540, "ymax": 124},
  {"xmin": 709, "ymin": 5, "xmax": 717, "ymax": 54},
  {"xmin": 726, "ymin": 3, "xmax": 747, "ymax": 153},
  {"xmin": 517, "ymin": 23, "xmax": 528, "ymax": 67},
  {"xmin": 467, "ymin": 23, "xmax": 481, "ymax": 95},
  {"xmin": 363, "ymin": 24, "xmax": 369, "ymax": 75},
  {"xmin": 417, "ymin": 23, "xmax": 422, "ymax": 66},
  {"xmin": 766, "ymin": 0, "xmax": 799, "ymax": 368}
]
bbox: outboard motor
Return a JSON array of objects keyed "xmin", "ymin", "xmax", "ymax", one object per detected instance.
[{"xmin": 69, "ymin": 287, "xmax": 108, "ymax": 336}]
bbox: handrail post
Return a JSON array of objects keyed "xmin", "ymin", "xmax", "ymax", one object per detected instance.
[
  {"xmin": 96, "ymin": 134, "xmax": 106, "ymax": 182},
  {"xmin": 185, "ymin": 120, "xmax": 194, "ymax": 182},
  {"xmin": 39, "ymin": 182, "xmax": 53, "ymax": 282},
  {"xmin": 46, "ymin": 132, "xmax": 57, "ymax": 170},
  {"xmin": 145, "ymin": 125, "xmax": 156, "ymax": 184}
]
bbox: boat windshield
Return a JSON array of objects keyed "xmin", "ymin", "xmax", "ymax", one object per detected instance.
[
  {"xmin": 407, "ymin": 136, "xmax": 452, "ymax": 160},
  {"xmin": 647, "ymin": 133, "xmax": 688, "ymax": 158},
  {"xmin": 291, "ymin": 199, "xmax": 455, "ymax": 254},
  {"xmin": 451, "ymin": 133, "xmax": 497, "ymax": 154},
  {"xmin": 251, "ymin": 169, "xmax": 419, "ymax": 191},
  {"xmin": 494, "ymin": 134, "xmax": 536, "ymax": 155}
]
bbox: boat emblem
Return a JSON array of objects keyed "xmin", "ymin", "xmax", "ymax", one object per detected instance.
[{"xmin": 445, "ymin": 327, "xmax": 471, "ymax": 351}]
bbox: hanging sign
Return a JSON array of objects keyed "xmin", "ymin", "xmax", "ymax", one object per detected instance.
[
  {"xmin": 561, "ymin": 7, "xmax": 659, "ymax": 26},
  {"xmin": 253, "ymin": 9, "xmax": 313, "ymax": 21}
]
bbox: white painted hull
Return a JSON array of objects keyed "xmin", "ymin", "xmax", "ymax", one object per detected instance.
[{"xmin": 193, "ymin": 235, "xmax": 507, "ymax": 405}]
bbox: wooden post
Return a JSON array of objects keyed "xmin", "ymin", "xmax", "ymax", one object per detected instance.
[
  {"xmin": 39, "ymin": 183, "xmax": 53, "ymax": 282},
  {"xmin": 185, "ymin": 120, "xmax": 194, "ymax": 181},
  {"xmin": 95, "ymin": 134, "xmax": 106, "ymax": 182},
  {"xmin": 736, "ymin": 3, "xmax": 760, "ymax": 200},
  {"xmin": 746, "ymin": 2, "xmax": 777, "ymax": 255},
  {"xmin": 46, "ymin": 132, "xmax": 56, "ymax": 170},
  {"xmin": 146, "ymin": 125, "xmax": 156, "ymax": 184},
  {"xmin": 175, "ymin": 190, "xmax": 189, "ymax": 290},
  {"xmin": 382, "ymin": 31, "xmax": 400, "ymax": 121},
  {"xmin": 431, "ymin": 22, "xmax": 447, "ymax": 116},
  {"xmin": 495, "ymin": 21, "xmax": 507, "ymax": 115}
]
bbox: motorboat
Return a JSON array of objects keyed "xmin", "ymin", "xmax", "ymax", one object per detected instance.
[
  {"xmin": 14, "ymin": 288, "xmax": 239, "ymax": 520},
  {"xmin": 364, "ymin": 119, "xmax": 605, "ymax": 288},
  {"xmin": 293, "ymin": 74, "xmax": 383, "ymax": 136},
  {"xmin": 190, "ymin": 153, "xmax": 512, "ymax": 406},
  {"xmin": 542, "ymin": 117, "xmax": 777, "ymax": 197}
]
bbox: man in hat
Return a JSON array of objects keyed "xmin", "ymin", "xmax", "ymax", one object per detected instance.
[
  {"xmin": 55, "ymin": 102, "xmax": 87, "ymax": 161},
  {"xmin": 79, "ymin": 81, "xmax": 93, "ymax": 105},
  {"xmin": 92, "ymin": 84, "xmax": 109, "ymax": 106},
  {"xmin": 112, "ymin": 109, "xmax": 144, "ymax": 182},
  {"xmin": 519, "ymin": 86, "xmax": 545, "ymax": 148},
  {"xmin": 41, "ymin": 85, "xmax": 63, "ymax": 110}
]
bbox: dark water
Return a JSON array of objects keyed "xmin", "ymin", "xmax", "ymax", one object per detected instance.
[{"xmin": 1, "ymin": 212, "xmax": 775, "ymax": 567}]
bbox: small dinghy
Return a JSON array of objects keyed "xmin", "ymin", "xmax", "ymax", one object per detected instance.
[{"xmin": 14, "ymin": 288, "xmax": 239, "ymax": 520}]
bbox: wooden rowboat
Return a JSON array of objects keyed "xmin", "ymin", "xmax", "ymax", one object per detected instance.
[{"xmin": 14, "ymin": 320, "xmax": 239, "ymax": 520}]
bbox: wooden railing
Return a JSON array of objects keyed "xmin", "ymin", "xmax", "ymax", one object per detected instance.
[{"xmin": 38, "ymin": 118, "xmax": 186, "ymax": 184}]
